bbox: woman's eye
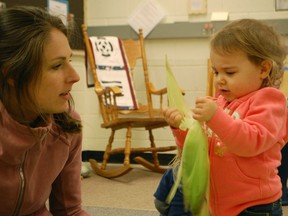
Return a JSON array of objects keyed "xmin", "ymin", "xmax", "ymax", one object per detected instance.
[{"xmin": 52, "ymin": 63, "xmax": 62, "ymax": 70}]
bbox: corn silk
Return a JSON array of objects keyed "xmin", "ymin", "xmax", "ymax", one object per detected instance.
[{"xmin": 165, "ymin": 57, "xmax": 210, "ymax": 216}]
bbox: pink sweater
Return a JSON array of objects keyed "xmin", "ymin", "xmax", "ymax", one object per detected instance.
[
  {"xmin": 172, "ymin": 87, "xmax": 287, "ymax": 216},
  {"xmin": 0, "ymin": 101, "xmax": 89, "ymax": 215}
]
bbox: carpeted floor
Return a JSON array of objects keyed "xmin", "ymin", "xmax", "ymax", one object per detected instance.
[
  {"xmin": 83, "ymin": 206, "xmax": 158, "ymax": 216},
  {"xmin": 81, "ymin": 163, "xmax": 161, "ymax": 215},
  {"xmin": 81, "ymin": 163, "xmax": 288, "ymax": 216}
]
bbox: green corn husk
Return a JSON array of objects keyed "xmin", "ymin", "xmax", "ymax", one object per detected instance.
[
  {"xmin": 165, "ymin": 56, "xmax": 210, "ymax": 216},
  {"xmin": 166, "ymin": 57, "xmax": 192, "ymax": 120},
  {"xmin": 181, "ymin": 119, "xmax": 210, "ymax": 215}
]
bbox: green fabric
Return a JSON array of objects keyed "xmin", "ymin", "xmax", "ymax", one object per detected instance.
[{"xmin": 165, "ymin": 57, "xmax": 210, "ymax": 216}]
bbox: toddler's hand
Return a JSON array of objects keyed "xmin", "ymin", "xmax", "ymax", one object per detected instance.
[
  {"xmin": 163, "ymin": 107, "xmax": 183, "ymax": 128},
  {"xmin": 192, "ymin": 97, "xmax": 218, "ymax": 122}
]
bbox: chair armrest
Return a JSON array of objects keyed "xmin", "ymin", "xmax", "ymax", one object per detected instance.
[
  {"xmin": 148, "ymin": 82, "xmax": 167, "ymax": 95},
  {"xmin": 95, "ymin": 86, "xmax": 122, "ymax": 96},
  {"xmin": 95, "ymin": 86, "xmax": 124, "ymax": 124},
  {"xmin": 148, "ymin": 82, "xmax": 185, "ymax": 96}
]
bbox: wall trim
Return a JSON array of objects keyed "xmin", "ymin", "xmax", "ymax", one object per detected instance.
[
  {"xmin": 87, "ymin": 19, "xmax": 288, "ymax": 40},
  {"xmin": 72, "ymin": 50, "xmax": 85, "ymax": 56}
]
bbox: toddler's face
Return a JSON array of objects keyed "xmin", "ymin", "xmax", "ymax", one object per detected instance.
[{"xmin": 210, "ymin": 50, "xmax": 267, "ymax": 102}]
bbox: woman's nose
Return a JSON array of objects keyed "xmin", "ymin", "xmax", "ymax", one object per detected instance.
[{"xmin": 66, "ymin": 64, "xmax": 80, "ymax": 84}]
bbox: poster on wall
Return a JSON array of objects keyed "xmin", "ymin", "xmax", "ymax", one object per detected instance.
[
  {"xmin": 47, "ymin": 0, "xmax": 69, "ymax": 26},
  {"xmin": 4, "ymin": 0, "xmax": 83, "ymax": 50},
  {"xmin": 128, "ymin": 0, "xmax": 166, "ymax": 38},
  {"xmin": 275, "ymin": 0, "xmax": 288, "ymax": 11},
  {"xmin": 188, "ymin": 0, "xmax": 207, "ymax": 14},
  {"xmin": 0, "ymin": 2, "xmax": 6, "ymax": 10}
]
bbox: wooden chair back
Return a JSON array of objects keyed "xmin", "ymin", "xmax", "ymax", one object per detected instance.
[
  {"xmin": 206, "ymin": 59, "xmax": 215, "ymax": 96},
  {"xmin": 82, "ymin": 25, "xmax": 166, "ymax": 119},
  {"xmin": 280, "ymin": 72, "xmax": 288, "ymax": 96}
]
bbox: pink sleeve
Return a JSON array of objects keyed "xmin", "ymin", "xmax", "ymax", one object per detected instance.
[
  {"xmin": 170, "ymin": 127, "xmax": 188, "ymax": 149},
  {"xmin": 207, "ymin": 88, "xmax": 287, "ymax": 156}
]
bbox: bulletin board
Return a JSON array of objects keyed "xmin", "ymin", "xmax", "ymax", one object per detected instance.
[{"xmin": 4, "ymin": 0, "xmax": 84, "ymax": 50}]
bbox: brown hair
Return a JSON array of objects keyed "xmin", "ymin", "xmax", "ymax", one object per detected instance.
[
  {"xmin": 0, "ymin": 6, "xmax": 81, "ymax": 133},
  {"xmin": 210, "ymin": 19, "xmax": 286, "ymax": 88}
]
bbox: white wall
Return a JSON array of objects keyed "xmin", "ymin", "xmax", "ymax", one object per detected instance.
[{"xmin": 72, "ymin": 0, "xmax": 288, "ymax": 151}]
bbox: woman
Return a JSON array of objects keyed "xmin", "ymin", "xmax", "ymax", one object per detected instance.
[{"xmin": 0, "ymin": 6, "xmax": 89, "ymax": 215}]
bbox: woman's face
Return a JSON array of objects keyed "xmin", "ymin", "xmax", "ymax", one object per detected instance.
[{"xmin": 33, "ymin": 28, "xmax": 80, "ymax": 114}]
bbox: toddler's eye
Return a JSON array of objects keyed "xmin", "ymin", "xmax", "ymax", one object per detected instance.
[{"xmin": 226, "ymin": 72, "xmax": 235, "ymax": 75}]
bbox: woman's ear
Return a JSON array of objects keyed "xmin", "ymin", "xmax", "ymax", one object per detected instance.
[{"xmin": 260, "ymin": 59, "xmax": 273, "ymax": 79}]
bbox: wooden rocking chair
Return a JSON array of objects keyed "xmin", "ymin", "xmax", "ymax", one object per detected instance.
[
  {"xmin": 206, "ymin": 59, "xmax": 215, "ymax": 96},
  {"xmin": 82, "ymin": 25, "xmax": 177, "ymax": 178}
]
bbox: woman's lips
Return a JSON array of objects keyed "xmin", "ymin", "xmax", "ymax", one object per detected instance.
[{"xmin": 60, "ymin": 92, "xmax": 70, "ymax": 100}]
